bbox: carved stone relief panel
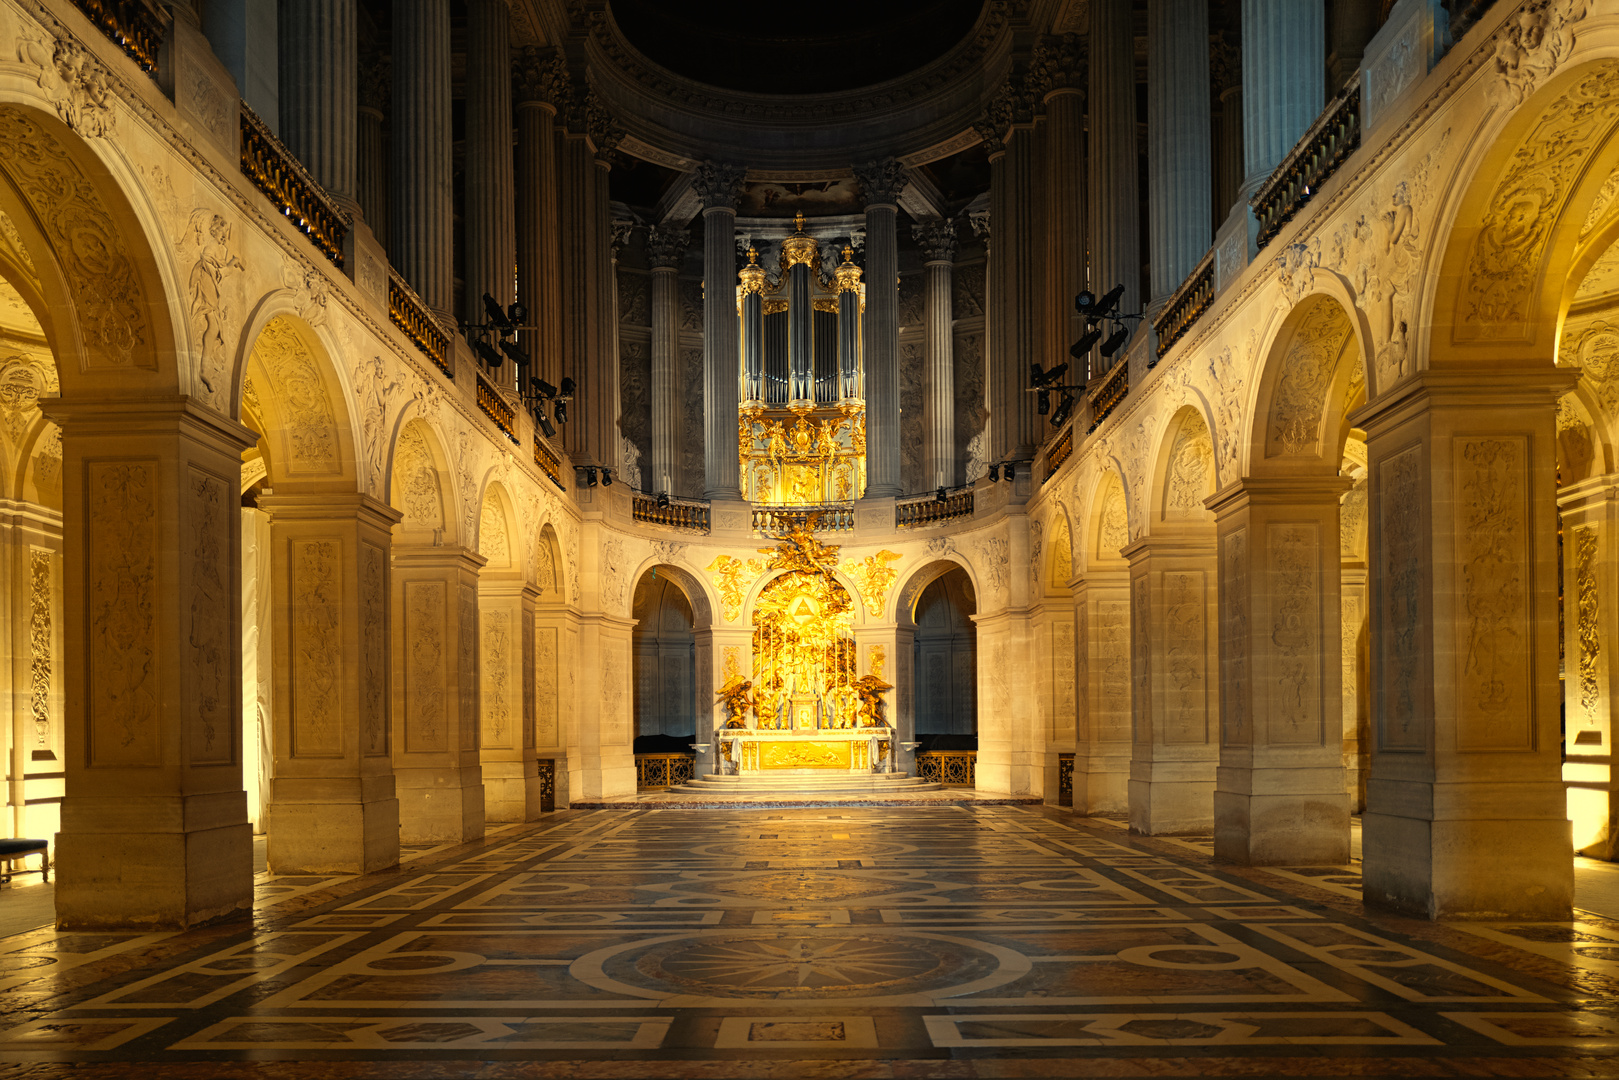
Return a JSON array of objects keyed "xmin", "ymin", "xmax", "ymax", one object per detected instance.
[
  {"xmin": 361, "ymin": 541, "xmax": 386, "ymax": 756},
  {"xmin": 29, "ymin": 549, "xmax": 50, "ymax": 754},
  {"xmin": 602, "ymin": 639, "xmax": 629, "ymax": 746},
  {"xmin": 1097, "ymin": 477, "xmax": 1129, "ymax": 560},
  {"xmin": 1267, "ymin": 523, "xmax": 1321, "ymax": 745},
  {"xmin": 394, "ymin": 423, "xmax": 444, "ymax": 529},
  {"xmin": 1097, "ymin": 598, "xmax": 1131, "ymax": 744},
  {"xmin": 536, "ymin": 626, "xmax": 559, "ymax": 747},
  {"xmin": 1130, "ymin": 577, "xmax": 1150, "ymax": 745},
  {"xmin": 88, "ymin": 461, "xmax": 158, "ymax": 766},
  {"xmin": 1164, "ymin": 416, "xmax": 1214, "ymax": 518},
  {"xmin": 1220, "ymin": 529, "xmax": 1249, "ymax": 747},
  {"xmin": 680, "ymin": 347, "xmax": 705, "ymax": 496},
  {"xmin": 1378, "ymin": 445, "xmax": 1425, "ymax": 751},
  {"xmin": 523, "ymin": 616, "xmax": 536, "ymax": 750},
  {"xmin": 620, "ymin": 340, "xmax": 650, "ymax": 488},
  {"xmin": 458, "ymin": 584, "xmax": 479, "ymax": 743},
  {"xmin": 954, "ymin": 331, "xmax": 987, "ymax": 482},
  {"xmin": 1163, "ymin": 571, "xmax": 1208, "ymax": 744},
  {"xmin": 618, "ymin": 269, "xmax": 649, "ymax": 324},
  {"xmin": 1269, "ymin": 301, "xmax": 1351, "ymax": 458},
  {"xmin": 1454, "ymin": 436, "xmax": 1532, "ymax": 750},
  {"xmin": 483, "ymin": 610, "xmax": 512, "ymax": 748},
  {"xmin": 256, "ymin": 318, "xmax": 339, "ymax": 475},
  {"xmin": 479, "ymin": 490, "xmax": 510, "ymax": 568},
  {"xmin": 404, "ymin": 580, "xmax": 448, "ymax": 753},
  {"xmin": 292, "ymin": 539, "xmax": 343, "ymax": 757},
  {"xmin": 952, "ymin": 262, "xmax": 985, "ymax": 318},
  {"xmin": 1575, "ymin": 523, "xmax": 1601, "ymax": 722},
  {"xmin": 1052, "ymin": 621, "xmax": 1075, "ymax": 737},
  {"xmin": 186, "ymin": 469, "xmax": 232, "ymax": 765},
  {"xmin": 900, "ymin": 341, "xmax": 924, "ymax": 493}
]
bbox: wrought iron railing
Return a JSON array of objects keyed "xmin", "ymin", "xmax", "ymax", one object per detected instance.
[
  {"xmin": 476, "ymin": 372, "xmax": 518, "ymax": 445},
  {"xmin": 752, "ymin": 504, "xmax": 855, "ymax": 534},
  {"xmin": 70, "ymin": 0, "xmax": 163, "ymax": 74},
  {"xmin": 636, "ymin": 753, "xmax": 695, "ymax": 790},
  {"xmin": 1252, "ymin": 84, "xmax": 1362, "ymax": 249},
  {"xmin": 1045, "ymin": 424, "xmax": 1074, "ymax": 480},
  {"xmin": 537, "ymin": 758, "xmax": 556, "ymax": 812},
  {"xmin": 533, "ymin": 434, "xmax": 564, "ymax": 490},
  {"xmin": 389, "ymin": 271, "xmax": 452, "ymax": 377},
  {"xmin": 895, "ymin": 490, "xmax": 974, "ymax": 529},
  {"xmin": 1153, "ymin": 249, "xmax": 1215, "ymax": 361},
  {"xmin": 239, "ymin": 105, "xmax": 348, "ymax": 268},
  {"xmin": 633, "ymin": 494, "xmax": 711, "ymax": 532},
  {"xmin": 1087, "ymin": 362, "xmax": 1129, "ymax": 433},
  {"xmin": 916, "ymin": 751, "xmax": 976, "ymax": 786},
  {"xmin": 1058, "ymin": 752, "xmax": 1074, "ymax": 807}
]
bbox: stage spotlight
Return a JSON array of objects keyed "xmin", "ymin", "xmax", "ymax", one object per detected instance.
[
  {"xmin": 1070, "ymin": 327, "xmax": 1102, "ymax": 358},
  {"xmin": 501, "ymin": 339, "xmax": 530, "ymax": 368},
  {"xmin": 536, "ymin": 409, "xmax": 556, "ymax": 438},
  {"xmin": 559, "ymin": 376, "xmax": 576, "ymax": 399},
  {"xmin": 1030, "ymin": 362, "xmax": 1046, "ymax": 386},
  {"xmin": 1042, "ymin": 362, "xmax": 1067, "ymax": 386},
  {"xmin": 1004, "ymin": 462, "xmax": 1016, "ymax": 481},
  {"xmin": 1051, "ymin": 393, "xmax": 1075, "ymax": 428},
  {"xmin": 475, "ymin": 340, "xmax": 503, "ymax": 368},
  {"xmin": 534, "ymin": 379, "xmax": 558, "ymax": 400},
  {"xmin": 601, "ymin": 469, "xmax": 613, "ymax": 487},
  {"xmin": 1099, "ymin": 326, "xmax": 1130, "ymax": 358},
  {"xmin": 1038, "ymin": 389, "xmax": 1051, "ymax": 415},
  {"xmin": 1095, "ymin": 284, "xmax": 1125, "ymax": 317},
  {"xmin": 507, "ymin": 301, "xmax": 528, "ymax": 325},
  {"xmin": 935, "ymin": 487, "xmax": 947, "ymax": 503},
  {"xmin": 656, "ymin": 491, "xmax": 670, "ymax": 508},
  {"xmin": 483, "ymin": 293, "xmax": 514, "ymax": 331},
  {"xmin": 988, "ymin": 463, "xmax": 1000, "ymax": 482},
  {"xmin": 1074, "ymin": 290, "xmax": 1096, "ymax": 315},
  {"xmin": 554, "ymin": 399, "xmax": 568, "ymax": 424}
]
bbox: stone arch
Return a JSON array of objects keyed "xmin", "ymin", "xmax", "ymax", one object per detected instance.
[
  {"xmin": 1248, "ymin": 295, "xmax": 1366, "ymax": 478},
  {"xmin": 739, "ymin": 563, "xmax": 869, "ymax": 628},
  {"xmin": 477, "ymin": 480, "xmax": 520, "ymax": 576},
  {"xmin": 894, "ymin": 556, "xmax": 980, "ymax": 632},
  {"xmin": 17, "ymin": 417, "xmax": 61, "ymax": 509},
  {"xmin": 0, "ymin": 104, "xmax": 178, "ymax": 397},
  {"xmin": 535, "ymin": 522, "xmax": 567, "ymax": 606},
  {"xmin": 631, "ymin": 568, "xmax": 700, "ymax": 740},
  {"xmin": 1044, "ymin": 508, "xmax": 1074, "ymax": 597},
  {"xmin": 240, "ymin": 313, "xmax": 362, "ymax": 490},
  {"xmin": 389, "ymin": 418, "xmax": 455, "ymax": 546},
  {"xmin": 1087, "ymin": 467, "xmax": 1131, "ymax": 570},
  {"xmin": 627, "ymin": 557, "xmax": 714, "ymax": 630},
  {"xmin": 1151, "ymin": 405, "xmax": 1218, "ymax": 527}
]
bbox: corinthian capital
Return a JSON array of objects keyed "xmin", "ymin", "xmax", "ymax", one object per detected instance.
[
  {"xmin": 853, "ymin": 158, "xmax": 908, "ymax": 207},
  {"xmin": 513, "ymin": 46, "xmax": 572, "ymax": 110},
  {"xmin": 587, "ymin": 97, "xmax": 625, "ymax": 158},
  {"xmin": 645, "ymin": 225, "xmax": 689, "ymax": 269},
  {"xmin": 692, "ymin": 161, "xmax": 748, "ymax": 211},
  {"xmin": 978, "ymin": 71, "xmax": 1039, "ymax": 143},
  {"xmin": 912, "ymin": 218, "xmax": 959, "ymax": 263},
  {"xmin": 1030, "ymin": 34, "xmax": 1085, "ymax": 100}
]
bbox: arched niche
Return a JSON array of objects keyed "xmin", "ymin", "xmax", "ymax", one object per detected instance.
[
  {"xmin": 1087, "ymin": 468, "xmax": 1131, "ymax": 570},
  {"xmin": 911, "ymin": 565, "xmax": 977, "ymax": 743},
  {"xmin": 241, "ymin": 314, "xmax": 362, "ymax": 491},
  {"xmin": 1045, "ymin": 511, "xmax": 1074, "ymax": 597},
  {"xmin": 477, "ymin": 480, "xmax": 521, "ymax": 578},
  {"xmin": 535, "ymin": 522, "xmax": 567, "ymax": 606},
  {"xmin": 1150, "ymin": 405, "xmax": 1217, "ymax": 531},
  {"xmin": 1247, "ymin": 295, "xmax": 1366, "ymax": 479},
  {"xmin": 389, "ymin": 418, "xmax": 456, "ymax": 546},
  {"xmin": 631, "ymin": 569, "xmax": 698, "ymax": 743}
]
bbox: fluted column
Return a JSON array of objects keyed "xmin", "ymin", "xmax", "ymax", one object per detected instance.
[
  {"xmin": 855, "ymin": 159, "xmax": 906, "ymax": 498},
  {"xmin": 356, "ymin": 50, "xmax": 387, "ymax": 247},
  {"xmin": 646, "ymin": 227, "xmax": 688, "ymax": 496},
  {"xmin": 914, "ymin": 220, "xmax": 957, "ymax": 490},
  {"xmin": 1148, "ymin": 0, "xmax": 1212, "ymax": 307},
  {"xmin": 590, "ymin": 109, "xmax": 624, "ymax": 475},
  {"xmin": 278, "ymin": 0, "xmax": 357, "ymax": 207},
  {"xmin": 1242, "ymin": 0, "xmax": 1324, "ymax": 188},
  {"xmin": 692, "ymin": 161, "xmax": 747, "ymax": 502},
  {"xmin": 1211, "ymin": 36, "xmax": 1245, "ymax": 224},
  {"xmin": 515, "ymin": 48, "xmax": 567, "ymax": 391},
  {"xmin": 1090, "ymin": 0, "xmax": 1139, "ymax": 367},
  {"xmin": 834, "ymin": 247, "xmax": 862, "ymax": 402},
  {"xmin": 1034, "ymin": 35, "xmax": 1086, "ymax": 388},
  {"xmin": 741, "ymin": 248, "xmax": 767, "ymax": 405},
  {"xmin": 391, "ymin": 0, "xmax": 453, "ymax": 317},
  {"xmin": 557, "ymin": 85, "xmax": 605, "ymax": 466},
  {"xmin": 464, "ymin": 0, "xmax": 516, "ymax": 385}
]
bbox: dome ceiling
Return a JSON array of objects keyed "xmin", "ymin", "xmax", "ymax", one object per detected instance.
[{"xmin": 608, "ymin": 0, "xmax": 988, "ymax": 95}]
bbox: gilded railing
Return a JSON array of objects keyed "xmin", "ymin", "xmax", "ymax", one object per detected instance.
[
  {"xmin": 1045, "ymin": 424, "xmax": 1074, "ymax": 480},
  {"xmin": 1087, "ymin": 362, "xmax": 1129, "ymax": 433},
  {"xmin": 633, "ymin": 494, "xmax": 711, "ymax": 532},
  {"xmin": 476, "ymin": 372, "xmax": 518, "ymax": 444},
  {"xmin": 71, "ymin": 0, "xmax": 163, "ymax": 73},
  {"xmin": 895, "ymin": 490, "xmax": 974, "ymax": 529},
  {"xmin": 533, "ymin": 434, "xmax": 563, "ymax": 490},
  {"xmin": 915, "ymin": 751, "xmax": 976, "ymax": 787},
  {"xmin": 752, "ymin": 504, "xmax": 855, "ymax": 534},
  {"xmin": 388, "ymin": 271, "xmax": 452, "ymax": 377},
  {"xmin": 636, "ymin": 753, "xmax": 695, "ymax": 790},
  {"xmin": 239, "ymin": 105, "xmax": 348, "ymax": 268},
  {"xmin": 1252, "ymin": 84, "xmax": 1362, "ymax": 249},
  {"xmin": 1057, "ymin": 752, "xmax": 1074, "ymax": 807},
  {"xmin": 1153, "ymin": 249, "xmax": 1215, "ymax": 361}
]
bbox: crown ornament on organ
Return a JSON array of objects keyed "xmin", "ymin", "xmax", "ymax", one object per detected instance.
[
  {"xmin": 739, "ymin": 245, "xmax": 768, "ymax": 296},
  {"xmin": 780, "ymin": 211, "xmax": 820, "ymax": 270}
]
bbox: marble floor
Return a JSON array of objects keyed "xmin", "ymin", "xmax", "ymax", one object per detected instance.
[{"xmin": 0, "ymin": 807, "xmax": 1617, "ymax": 1078}]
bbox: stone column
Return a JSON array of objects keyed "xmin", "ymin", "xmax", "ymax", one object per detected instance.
[
  {"xmin": 1328, "ymin": 0, "xmax": 1381, "ymax": 91},
  {"xmin": 1210, "ymin": 36, "xmax": 1245, "ymax": 235},
  {"xmin": 533, "ymin": 604, "xmax": 573, "ymax": 806},
  {"xmin": 356, "ymin": 50, "xmax": 387, "ymax": 246},
  {"xmin": 480, "ymin": 580, "xmax": 542, "ymax": 821},
  {"xmin": 391, "ymin": 545, "xmax": 486, "ymax": 843},
  {"xmin": 277, "ymin": 0, "xmax": 357, "ymax": 208},
  {"xmin": 515, "ymin": 47, "xmax": 567, "ymax": 391},
  {"xmin": 1241, "ymin": 0, "xmax": 1324, "ymax": 189},
  {"xmin": 463, "ymin": 0, "xmax": 516, "ymax": 378},
  {"xmin": 50, "ymin": 402, "xmax": 257, "ymax": 929},
  {"xmin": 1359, "ymin": 372, "xmax": 1573, "ymax": 918},
  {"xmin": 1034, "ymin": 35, "xmax": 1086, "ymax": 388},
  {"xmin": 692, "ymin": 161, "xmax": 747, "ymax": 502},
  {"xmin": 260, "ymin": 493, "xmax": 401, "ymax": 875},
  {"xmin": 1123, "ymin": 535, "xmax": 1219, "ymax": 833},
  {"xmin": 1075, "ymin": 572, "xmax": 1133, "ymax": 812},
  {"xmin": 647, "ymin": 227, "xmax": 688, "ymax": 496},
  {"xmin": 1210, "ymin": 478, "xmax": 1350, "ymax": 865},
  {"xmin": 855, "ymin": 159, "xmax": 906, "ymax": 497},
  {"xmin": 913, "ymin": 219, "xmax": 957, "ymax": 490},
  {"xmin": 391, "ymin": 0, "xmax": 453, "ymax": 318},
  {"xmin": 590, "ymin": 112, "xmax": 624, "ymax": 475},
  {"xmin": 1147, "ymin": 0, "xmax": 1212, "ymax": 307},
  {"xmin": 1560, "ymin": 475, "xmax": 1619, "ymax": 861},
  {"xmin": 557, "ymin": 87, "xmax": 597, "ymax": 464},
  {"xmin": 1090, "ymin": 0, "xmax": 1140, "ymax": 365}
]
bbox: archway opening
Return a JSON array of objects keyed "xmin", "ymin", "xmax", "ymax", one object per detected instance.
[
  {"xmin": 912, "ymin": 566, "xmax": 977, "ymax": 751},
  {"xmin": 632, "ymin": 570, "xmax": 697, "ymax": 752}
]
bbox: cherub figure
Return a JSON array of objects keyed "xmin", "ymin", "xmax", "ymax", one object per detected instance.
[
  {"xmin": 853, "ymin": 673, "xmax": 894, "ymax": 727},
  {"xmin": 715, "ymin": 676, "xmax": 755, "ymax": 729}
]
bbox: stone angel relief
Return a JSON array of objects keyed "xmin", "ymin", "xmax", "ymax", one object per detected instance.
[
  {"xmin": 715, "ymin": 675, "xmax": 756, "ymax": 729},
  {"xmin": 852, "ymin": 673, "xmax": 893, "ymax": 728}
]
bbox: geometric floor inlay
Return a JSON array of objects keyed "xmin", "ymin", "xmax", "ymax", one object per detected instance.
[{"xmin": 0, "ymin": 804, "xmax": 1615, "ymax": 1077}]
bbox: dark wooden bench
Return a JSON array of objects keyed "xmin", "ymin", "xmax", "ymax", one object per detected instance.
[{"xmin": 0, "ymin": 839, "xmax": 48, "ymax": 884}]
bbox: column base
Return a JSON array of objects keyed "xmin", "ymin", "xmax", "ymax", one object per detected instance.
[
  {"xmin": 268, "ymin": 780, "xmax": 400, "ymax": 875},
  {"xmin": 1078, "ymin": 746, "xmax": 1131, "ymax": 814},
  {"xmin": 483, "ymin": 759, "xmax": 541, "ymax": 823},
  {"xmin": 1363, "ymin": 808, "xmax": 1574, "ymax": 919},
  {"xmin": 54, "ymin": 794, "xmax": 253, "ymax": 930},
  {"xmin": 1129, "ymin": 760, "xmax": 1215, "ymax": 835},
  {"xmin": 1214, "ymin": 769, "xmax": 1350, "ymax": 865},
  {"xmin": 396, "ymin": 765, "xmax": 485, "ymax": 844}
]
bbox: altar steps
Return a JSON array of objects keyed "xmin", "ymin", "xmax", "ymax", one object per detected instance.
[{"xmin": 676, "ymin": 772, "xmax": 943, "ymax": 796}]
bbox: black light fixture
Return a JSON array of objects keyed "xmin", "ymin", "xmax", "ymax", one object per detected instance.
[
  {"xmin": 1070, "ymin": 326, "xmax": 1102, "ymax": 358},
  {"xmin": 533, "ymin": 378, "xmax": 558, "ymax": 400},
  {"xmin": 1050, "ymin": 393, "xmax": 1075, "ymax": 428},
  {"xmin": 1074, "ymin": 289, "xmax": 1097, "ymax": 316},
  {"xmin": 1099, "ymin": 325, "xmax": 1131, "ymax": 358},
  {"xmin": 656, "ymin": 491, "xmax": 671, "ymax": 508},
  {"xmin": 601, "ymin": 468, "xmax": 613, "ymax": 487},
  {"xmin": 988, "ymin": 463, "xmax": 1000, "ymax": 482},
  {"xmin": 474, "ymin": 340, "xmax": 503, "ymax": 368},
  {"xmin": 1094, "ymin": 283, "xmax": 1126, "ymax": 318},
  {"xmin": 935, "ymin": 487, "xmax": 947, "ymax": 503},
  {"xmin": 535, "ymin": 408, "xmax": 556, "ymax": 439},
  {"xmin": 576, "ymin": 465, "xmax": 599, "ymax": 488},
  {"xmin": 507, "ymin": 301, "xmax": 528, "ymax": 325},
  {"xmin": 483, "ymin": 293, "xmax": 513, "ymax": 331},
  {"xmin": 559, "ymin": 376, "xmax": 576, "ymax": 399},
  {"xmin": 1004, "ymin": 462, "xmax": 1016, "ymax": 482},
  {"xmin": 501, "ymin": 339, "xmax": 530, "ymax": 368},
  {"xmin": 1037, "ymin": 389, "xmax": 1051, "ymax": 415},
  {"xmin": 554, "ymin": 399, "xmax": 568, "ymax": 424}
]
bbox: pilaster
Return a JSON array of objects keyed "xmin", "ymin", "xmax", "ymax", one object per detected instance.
[
  {"xmin": 1559, "ymin": 474, "xmax": 1619, "ymax": 861},
  {"xmin": 1075, "ymin": 571, "xmax": 1132, "ymax": 812},
  {"xmin": 480, "ymin": 578, "xmax": 541, "ymax": 822}
]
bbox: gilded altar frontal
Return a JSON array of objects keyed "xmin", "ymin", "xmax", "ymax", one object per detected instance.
[{"xmin": 2, "ymin": 0, "xmax": 1619, "ymax": 1075}]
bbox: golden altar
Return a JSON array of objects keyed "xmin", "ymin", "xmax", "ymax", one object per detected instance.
[{"xmin": 721, "ymin": 728, "xmax": 892, "ymax": 773}]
